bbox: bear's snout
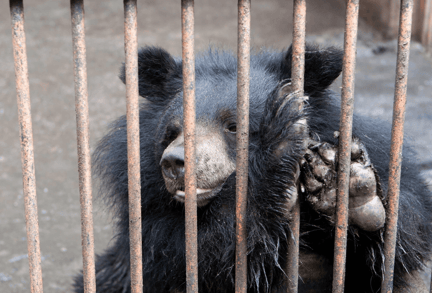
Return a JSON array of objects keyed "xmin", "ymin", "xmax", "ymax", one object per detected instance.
[{"xmin": 160, "ymin": 125, "xmax": 236, "ymax": 206}]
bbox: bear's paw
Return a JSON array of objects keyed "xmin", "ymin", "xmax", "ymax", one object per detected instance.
[{"xmin": 300, "ymin": 135, "xmax": 386, "ymax": 232}]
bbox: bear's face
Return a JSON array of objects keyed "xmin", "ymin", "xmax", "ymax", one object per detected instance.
[
  {"xmin": 119, "ymin": 46, "xmax": 343, "ymax": 207},
  {"xmin": 157, "ymin": 74, "xmax": 275, "ymax": 207}
]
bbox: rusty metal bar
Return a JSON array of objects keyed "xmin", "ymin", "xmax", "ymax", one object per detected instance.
[
  {"xmin": 9, "ymin": 1, "xmax": 44, "ymax": 292},
  {"xmin": 286, "ymin": 1, "xmax": 306, "ymax": 292},
  {"xmin": 422, "ymin": 0, "xmax": 432, "ymax": 53},
  {"xmin": 70, "ymin": 1, "xmax": 96, "ymax": 292},
  {"xmin": 286, "ymin": 202, "xmax": 300, "ymax": 293},
  {"xmin": 332, "ymin": 1, "xmax": 359, "ymax": 292},
  {"xmin": 381, "ymin": 1, "xmax": 414, "ymax": 292},
  {"xmin": 123, "ymin": 1, "xmax": 143, "ymax": 292},
  {"xmin": 235, "ymin": 1, "xmax": 251, "ymax": 292},
  {"xmin": 290, "ymin": 0, "xmax": 306, "ymax": 95},
  {"xmin": 181, "ymin": 1, "xmax": 198, "ymax": 292}
]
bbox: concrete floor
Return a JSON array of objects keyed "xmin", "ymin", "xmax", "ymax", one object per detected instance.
[{"xmin": 0, "ymin": 1, "xmax": 431, "ymax": 292}]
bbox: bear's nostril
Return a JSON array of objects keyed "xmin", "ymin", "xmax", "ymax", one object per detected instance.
[
  {"xmin": 174, "ymin": 159, "xmax": 184, "ymax": 167},
  {"xmin": 160, "ymin": 148, "xmax": 185, "ymax": 180},
  {"xmin": 161, "ymin": 162, "xmax": 176, "ymax": 180}
]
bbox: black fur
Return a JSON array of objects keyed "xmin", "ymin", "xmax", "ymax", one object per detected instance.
[{"xmin": 73, "ymin": 45, "xmax": 432, "ymax": 292}]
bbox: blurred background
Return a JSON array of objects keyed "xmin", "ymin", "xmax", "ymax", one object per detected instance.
[{"xmin": 1, "ymin": 0, "xmax": 431, "ymax": 292}]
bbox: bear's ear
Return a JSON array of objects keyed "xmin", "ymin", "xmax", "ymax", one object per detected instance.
[
  {"xmin": 119, "ymin": 46, "xmax": 182, "ymax": 105},
  {"xmin": 282, "ymin": 44, "xmax": 343, "ymax": 94}
]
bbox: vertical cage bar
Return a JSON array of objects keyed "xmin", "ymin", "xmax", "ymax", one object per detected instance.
[
  {"xmin": 290, "ymin": 0, "xmax": 306, "ymax": 94},
  {"xmin": 9, "ymin": 1, "xmax": 44, "ymax": 292},
  {"xmin": 332, "ymin": 1, "xmax": 359, "ymax": 292},
  {"xmin": 235, "ymin": 1, "xmax": 251, "ymax": 292},
  {"xmin": 70, "ymin": 1, "xmax": 96, "ymax": 292},
  {"xmin": 181, "ymin": 1, "xmax": 198, "ymax": 292},
  {"xmin": 381, "ymin": 1, "xmax": 413, "ymax": 292},
  {"xmin": 286, "ymin": 1, "xmax": 306, "ymax": 292},
  {"xmin": 123, "ymin": 1, "xmax": 143, "ymax": 292},
  {"xmin": 422, "ymin": 0, "xmax": 432, "ymax": 53}
]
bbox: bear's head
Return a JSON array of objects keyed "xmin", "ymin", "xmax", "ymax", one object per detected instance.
[{"xmin": 119, "ymin": 45, "xmax": 343, "ymax": 207}]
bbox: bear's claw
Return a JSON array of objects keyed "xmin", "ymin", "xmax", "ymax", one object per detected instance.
[{"xmin": 300, "ymin": 136, "xmax": 386, "ymax": 232}]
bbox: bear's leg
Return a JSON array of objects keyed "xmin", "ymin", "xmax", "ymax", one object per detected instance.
[{"xmin": 300, "ymin": 136, "xmax": 386, "ymax": 232}]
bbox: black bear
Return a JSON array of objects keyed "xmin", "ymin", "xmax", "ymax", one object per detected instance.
[{"xmin": 73, "ymin": 45, "xmax": 432, "ymax": 292}]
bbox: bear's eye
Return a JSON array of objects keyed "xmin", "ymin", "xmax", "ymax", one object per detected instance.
[{"xmin": 226, "ymin": 123, "xmax": 236, "ymax": 133}]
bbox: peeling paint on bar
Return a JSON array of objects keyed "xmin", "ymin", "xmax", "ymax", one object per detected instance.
[
  {"xmin": 123, "ymin": 1, "xmax": 143, "ymax": 292},
  {"xmin": 181, "ymin": 1, "xmax": 199, "ymax": 292},
  {"xmin": 9, "ymin": 0, "xmax": 44, "ymax": 292},
  {"xmin": 286, "ymin": 1, "xmax": 306, "ymax": 292},
  {"xmin": 332, "ymin": 1, "xmax": 359, "ymax": 292},
  {"xmin": 235, "ymin": 1, "xmax": 251, "ymax": 292},
  {"xmin": 70, "ymin": 1, "xmax": 96, "ymax": 292},
  {"xmin": 381, "ymin": 1, "xmax": 414, "ymax": 292}
]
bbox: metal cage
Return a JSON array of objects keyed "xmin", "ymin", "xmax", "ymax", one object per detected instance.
[{"xmin": 8, "ymin": 0, "xmax": 423, "ymax": 292}]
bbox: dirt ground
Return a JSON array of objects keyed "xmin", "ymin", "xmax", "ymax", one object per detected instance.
[{"xmin": 0, "ymin": 1, "xmax": 431, "ymax": 292}]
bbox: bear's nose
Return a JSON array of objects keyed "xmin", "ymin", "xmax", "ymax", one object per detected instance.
[{"xmin": 160, "ymin": 147, "xmax": 185, "ymax": 180}]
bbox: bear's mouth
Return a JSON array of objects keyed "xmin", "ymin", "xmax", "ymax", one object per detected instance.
[{"xmin": 173, "ymin": 184, "xmax": 224, "ymax": 207}]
